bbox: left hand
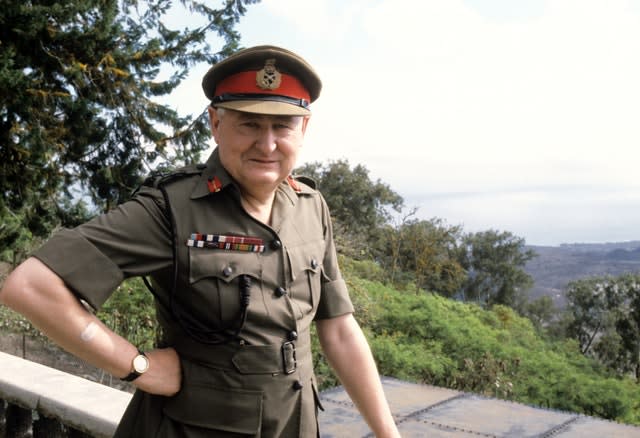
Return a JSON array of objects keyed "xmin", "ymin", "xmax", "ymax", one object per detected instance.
[{"xmin": 133, "ymin": 347, "xmax": 182, "ymax": 396}]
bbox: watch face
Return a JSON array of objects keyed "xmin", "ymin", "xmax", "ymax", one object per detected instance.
[{"xmin": 133, "ymin": 354, "xmax": 150, "ymax": 374}]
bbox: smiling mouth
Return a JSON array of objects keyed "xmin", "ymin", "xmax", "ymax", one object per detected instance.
[{"xmin": 250, "ymin": 158, "xmax": 278, "ymax": 165}]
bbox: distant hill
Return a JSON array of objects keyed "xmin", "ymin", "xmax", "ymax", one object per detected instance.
[{"xmin": 524, "ymin": 241, "xmax": 640, "ymax": 307}]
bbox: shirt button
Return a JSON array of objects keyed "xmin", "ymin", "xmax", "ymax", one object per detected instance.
[
  {"xmin": 310, "ymin": 259, "xmax": 318, "ymax": 269},
  {"xmin": 288, "ymin": 331, "xmax": 298, "ymax": 341},
  {"xmin": 270, "ymin": 239, "xmax": 282, "ymax": 250},
  {"xmin": 292, "ymin": 381, "xmax": 303, "ymax": 391},
  {"xmin": 274, "ymin": 286, "xmax": 287, "ymax": 297},
  {"xmin": 222, "ymin": 266, "xmax": 233, "ymax": 277}
]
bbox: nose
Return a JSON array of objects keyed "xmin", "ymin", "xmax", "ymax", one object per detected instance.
[{"xmin": 254, "ymin": 127, "xmax": 277, "ymax": 153}]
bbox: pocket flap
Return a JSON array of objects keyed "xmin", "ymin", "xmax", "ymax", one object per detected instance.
[
  {"xmin": 163, "ymin": 383, "xmax": 263, "ymax": 434},
  {"xmin": 189, "ymin": 249, "xmax": 260, "ymax": 284},
  {"xmin": 287, "ymin": 241, "xmax": 324, "ymax": 281}
]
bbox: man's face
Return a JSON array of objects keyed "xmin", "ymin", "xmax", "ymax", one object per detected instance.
[{"xmin": 208, "ymin": 107, "xmax": 309, "ymax": 194}]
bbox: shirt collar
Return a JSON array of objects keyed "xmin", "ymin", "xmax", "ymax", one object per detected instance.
[
  {"xmin": 190, "ymin": 148, "xmax": 315, "ymax": 201},
  {"xmin": 190, "ymin": 149, "xmax": 235, "ymax": 199}
]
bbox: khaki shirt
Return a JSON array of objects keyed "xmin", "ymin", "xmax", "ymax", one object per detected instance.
[{"xmin": 34, "ymin": 149, "xmax": 354, "ymax": 437}]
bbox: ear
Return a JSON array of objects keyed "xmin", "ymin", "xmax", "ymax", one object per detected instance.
[{"xmin": 208, "ymin": 106, "xmax": 221, "ymax": 142}]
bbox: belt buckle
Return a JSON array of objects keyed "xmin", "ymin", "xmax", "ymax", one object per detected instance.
[{"xmin": 281, "ymin": 341, "xmax": 297, "ymax": 374}]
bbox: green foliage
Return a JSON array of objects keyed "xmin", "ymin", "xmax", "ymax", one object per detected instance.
[
  {"xmin": 565, "ymin": 276, "xmax": 620, "ymax": 355},
  {"xmin": 369, "ymin": 333, "xmax": 454, "ymax": 384},
  {"xmin": 564, "ymin": 273, "xmax": 640, "ymax": 381},
  {"xmin": 295, "ymin": 159, "xmax": 404, "ymax": 259},
  {"xmin": 338, "ymin": 254, "xmax": 387, "ymax": 285},
  {"xmin": 296, "ymin": 161, "xmax": 540, "ymax": 312},
  {"xmin": 97, "ymin": 277, "xmax": 158, "ymax": 351},
  {"xmin": 312, "ymin": 274, "xmax": 640, "ymax": 425},
  {"xmin": 383, "ymin": 217, "xmax": 466, "ymax": 296},
  {"xmin": 523, "ymin": 295, "xmax": 557, "ymax": 332},
  {"xmin": 0, "ymin": 207, "xmax": 45, "ymax": 266},
  {"xmin": 0, "ymin": 0, "xmax": 259, "ymax": 258},
  {"xmin": 455, "ymin": 229, "xmax": 536, "ymax": 308},
  {"xmin": 0, "ymin": 302, "xmax": 46, "ymax": 339}
]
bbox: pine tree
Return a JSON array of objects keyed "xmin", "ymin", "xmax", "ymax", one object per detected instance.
[{"xmin": 0, "ymin": 0, "xmax": 258, "ymax": 256}]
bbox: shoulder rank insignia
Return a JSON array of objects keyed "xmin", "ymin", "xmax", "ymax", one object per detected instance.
[
  {"xmin": 207, "ymin": 176, "xmax": 223, "ymax": 193},
  {"xmin": 186, "ymin": 233, "xmax": 265, "ymax": 253},
  {"xmin": 287, "ymin": 175, "xmax": 301, "ymax": 192},
  {"xmin": 135, "ymin": 164, "xmax": 205, "ymax": 195}
]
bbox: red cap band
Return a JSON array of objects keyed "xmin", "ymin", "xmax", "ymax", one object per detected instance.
[{"xmin": 214, "ymin": 70, "xmax": 311, "ymax": 102}]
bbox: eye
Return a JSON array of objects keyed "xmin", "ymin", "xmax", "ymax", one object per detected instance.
[{"xmin": 273, "ymin": 118, "xmax": 298, "ymax": 130}]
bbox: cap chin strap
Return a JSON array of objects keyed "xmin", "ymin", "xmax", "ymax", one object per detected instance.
[{"xmin": 212, "ymin": 93, "xmax": 310, "ymax": 110}]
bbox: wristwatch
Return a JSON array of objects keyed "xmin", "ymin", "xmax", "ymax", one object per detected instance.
[{"xmin": 121, "ymin": 350, "xmax": 149, "ymax": 382}]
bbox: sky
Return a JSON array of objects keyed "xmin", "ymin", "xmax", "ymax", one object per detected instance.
[{"xmin": 166, "ymin": 0, "xmax": 640, "ymax": 247}]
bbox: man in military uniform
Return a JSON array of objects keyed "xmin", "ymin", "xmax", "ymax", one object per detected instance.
[{"xmin": 0, "ymin": 45, "xmax": 400, "ymax": 437}]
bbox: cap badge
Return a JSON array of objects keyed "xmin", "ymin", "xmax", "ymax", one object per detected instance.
[{"xmin": 256, "ymin": 58, "xmax": 282, "ymax": 91}]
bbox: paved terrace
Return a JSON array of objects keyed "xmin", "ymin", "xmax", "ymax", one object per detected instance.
[{"xmin": 1, "ymin": 351, "xmax": 639, "ymax": 437}]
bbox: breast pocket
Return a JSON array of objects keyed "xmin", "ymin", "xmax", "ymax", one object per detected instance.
[
  {"xmin": 188, "ymin": 249, "xmax": 261, "ymax": 326},
  {"xmin": 286, "ymin": 240, "xmax": 325, "ymax": 316}
]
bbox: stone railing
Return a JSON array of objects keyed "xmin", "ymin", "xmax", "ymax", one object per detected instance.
[
  {"xmin": 4, "ymin": 349, "xmax": 640, "ymax": 437},
  {"xmin": 0, "ymin": 351, "xmax": 130, "ymax": 437}
]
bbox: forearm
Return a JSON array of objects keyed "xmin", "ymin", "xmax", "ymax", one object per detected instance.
[
  {"xmin": 317, "ymin": 315, "xmax": 400, "ymax": 438},
  {"xmin": 1, "ymin": 258, "xmax": 181, "ymax": 395},
  {"xmin": 0, "ymin": 257, "xmax": 137, "ymax": 378}
]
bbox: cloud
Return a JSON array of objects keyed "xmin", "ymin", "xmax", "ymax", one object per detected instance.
[
  {"xmin": 164, "ymin": 0, "xmax": 640, "ymax": 243},
  {"xmin": 285, "ymin": 0, "xmax": 640, "ymax": 193}
]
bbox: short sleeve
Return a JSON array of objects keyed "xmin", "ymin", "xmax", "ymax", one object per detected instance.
[
  {"xmin": 32, "ymin": 186, "xmax": 173, "ymax": 310},
  {"xmin": 314, "ymin": 277, "xmax": 353, "ymax": 320}
]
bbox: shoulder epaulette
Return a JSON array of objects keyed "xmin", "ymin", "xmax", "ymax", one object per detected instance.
[
  {"xmin": 292, "ymin": 175, "xmax": 317, "ymax": 190},
  {"xmin": 142, "ymin": 163, "xmax": 207, "ymax": 189}
]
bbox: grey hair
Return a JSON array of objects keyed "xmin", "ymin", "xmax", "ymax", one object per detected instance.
[{"xmin": 212, "ymin": 107, "xmax": 226, "ymax": 118}]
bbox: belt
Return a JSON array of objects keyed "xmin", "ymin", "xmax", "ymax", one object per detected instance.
[{"xmin": 168, "ymin": 333, "xmax": 310, "ymax": 375}]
